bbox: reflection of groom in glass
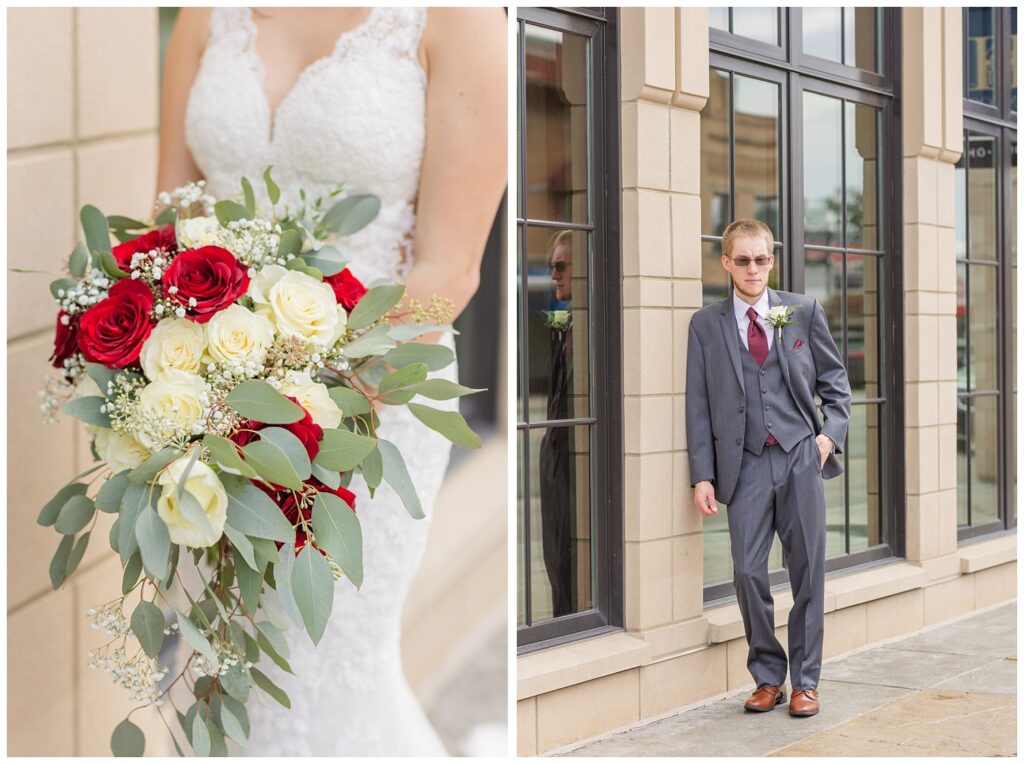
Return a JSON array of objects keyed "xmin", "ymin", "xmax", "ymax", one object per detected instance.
[{"xmin": 540, "ymin": 231, "xmax": 574, "ymax": 618}]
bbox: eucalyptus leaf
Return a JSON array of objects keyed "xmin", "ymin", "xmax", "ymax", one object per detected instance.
[
  {"xmin": 346, "ymin": 284, "xmax": 405, "ymax": 331},
  {"xmin": 135, "ymin": 506, "xmax": 171, "ymax": 580},
  {"xmin": 118, "ymin": 483, "xmax": 152, "ymax": 564},
  {"xmin": 38, "ymin": 483, "xmax": 88, "ymax": 527},
  {"xmin": 111, "ymin": 718, "xmax": 145, "ymax": 757},
  {"xmin": 291, "ymin": 544, "xmax": 334, "ymax": 644},
  {"xmin": 69, "ymin": 240, "xmax": 89, "ymax": 277},
  {"xmin": 254, "ymin": 621, "xmax": 290, "ymax": 662},
  {"xmin": 97, "ymin": 251, "xmax": 129, "ymax": 280},
  {"xmin": 404, "ymin": 379, "xmax": 483, "ymax": 401},
  {"xmin": 176, "ymin": 612, "xmax": 218, "ymax": 665},
  {"xmin": 227, "ymin": 380, "xmax": 304, "ymax": 424},
  {"xmin": 383, "ymin": 342, "xmax": 455, "ymax": 372},
  {"xmin": 310, "ymin": 462, "xmax": 341, "ymax": 489},
  {"xmin": 263, "ymin": 166, "xmax": 281, "ymax": 206},
  {"xmin": 131, "ymin": 601, "xmax": 166, "ymax": 658},
  {"xmin": 407, "ymin": 403, "xmax": 482, "ymax": 449},
  {"xmin": 252, "ymin": 667, "xmax": 291, "ymax": 709},
  {"xmin": 254, "ymin": 628, "xmax": 293, "ymax": 674},
  {"xmin": 250, "ymin": 536, "xmax": 280, "ymax": 569},
  {"xmin": 80, "ymin": 204, "xmax": 111, "ymax": 255},
  {"xmin": 84, "ymin": 362, "xmax": 117, "ymax": 396},
  {"xmin": 203, "ymin": 434, "xmax": 258, "ymax": 479},
  {"xmin": 301, "ymin": 244, "xmax": 347, "ymax": 276},
  {"xmin": 378, "ymin": 363, "xmax": 428, "ymax": 394},
  {"xmin": 66, "ymin": 531, "xmax": 91, "ymax": 578},
  {"xmin": 219, "ymin": 698, "xmax": 249, "ymax": 747},
  {"xmin": 214, "ymin": 199, "xmax": 249, "ymax": 226},
  {"xmin": 259, "ymin": 427, "xmax": 312, "ymax": 480},
  {"xmin": 240, "ymin": 176, "xmax": 256, "ymax": 217},
  {"xmin": 272, "ymin": 547, "xmax": 304, "ymax": 628},
  {"xmin": 311, "ymin": 492, "xmax": 363, "ymax": 587},
  {"xmin": 242, "ymin": 439, "xmax": 304, "ymax": 491},
  {"xmin": 379, "ymin": 439, "xmax": 423, "ymax": 520},
  {"xmin": 122, "ymin": 552, "xmax": 143, "ymax": 595},
  {"xmin": 276, "ymin": 228, "xmax": 303, "ymax": 260},
  {"xmin": 360, "ymin": 446, "xmax": 383, "ymax": 490},
  {"xmin": 49, "ymin": 535, "xmax": 74, "ymax": 589},
  {"xmin": 155, "ymin": 206, "xmax": 177, "ymax": 227},
  {"xmin": 50, "ymin": 277, "xmax": 78, "ymax": 300},
  {"xmin": 174, "ymin": 446, "xmax": 202, "ymax": 503},
  {"xmin": 60, "ymin": 396, "xmax": 111, "ymax": 428},
  {"xmin": 176, "ymin": 490, "xmax": 215, "ymax": 538},
  {"xmin": 342, "ymin": 328, "xmax": 397, "ymax": 359},
  {"xmin": 107, "ymin": 215, "xmax": 149, "ymax": 231},
  {"xmin": 389, "ymin": 323, "xmax": 456, "ymax": 341},
  {"xmin": 321, "ymin": 193, "xmax": 380, "ymax": 236},
  {"xmin": 221, "ymin": 662, "xmax": 250, "ymax": 703},
  {"xmin": 224, "ymin": 481, "xmax": 295, "ymax": 542},
  {"xmin": 327, "ymin": 385, "xmax": 372, "ymax": 417},
  {"xmin": 127, "ymin": 447, "xmax": 183, "ymax": 484},
  {"xmin": 191, "ymin": 714, "xmax": 211, "ymax": 757},
  {"xmin": 234, "ymin": 556, "xmax": 263, "ymax": 616},
  {"xmin": 314, "ymin": 428, "xmax": 376, "ymax": 472},
  {"xmin": 55, "ymin": 494, "xmax": 95, "ymax": 535},
  {"xmin": 223, "ymin": 524, "xmax": 258, "ymax": 571},
  {"xmin": 109, "ymin": 517, "xmax": 121, "ymax": 554}
]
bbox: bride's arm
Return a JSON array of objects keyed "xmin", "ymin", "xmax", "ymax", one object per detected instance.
[
  {"xmin": 403, "ymin": 8, "xmax": 507, "ymax": 323},
  {"xmin": 156, "ymin": 8, "xmax": 211, "ymax": 195}
]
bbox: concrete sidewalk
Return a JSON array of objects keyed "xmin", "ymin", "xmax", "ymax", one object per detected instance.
[{"xmin": 560, "ymin": 601, "xmax": 1016, "ymax": 757}]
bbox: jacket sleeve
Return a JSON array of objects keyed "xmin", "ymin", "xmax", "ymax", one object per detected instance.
[
  {"xmin": 808, "ymin": 298, "xmax": 851, "ymax": 454},
  {"xmin": 685, "ymin": 321, "xmax": 716, "ymax": 486}
]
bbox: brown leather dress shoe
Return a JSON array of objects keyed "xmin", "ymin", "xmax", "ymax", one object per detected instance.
[
  {"xmin": 789, "ymin": 688, "xmax": 820, "ymax": 717},
  {"xmin": 743, "ymin": 684, "xmax": 787, "ymax": 712}
]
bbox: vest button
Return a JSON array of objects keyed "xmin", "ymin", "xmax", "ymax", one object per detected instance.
[
  {"xmin": 762, "ymin": 388, "xmax": 767, "ymax": 394},
  {"xmin": 738, "ymin": 406, "xmax": 744, "ymax": 413},
  {"xmin": 767, "ymin": 423, "xmax": 773, "ymax": 428},
  {"xmin": 760, "ymin": 370, "xmax": 766, "ymax": 376},
  {"xmin": 765, "ymin": 404, "xmax": 771, "ymax": 410},
  {"xmin": 735, "ymin": 438, "xmax": 741, "ymax": 446}
]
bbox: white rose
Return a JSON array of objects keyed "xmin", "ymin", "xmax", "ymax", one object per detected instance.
[
  {"xmin": 140, "ymin": 318, "xmax": 207, "ymax": 380},
  {"xmin": 156, "ymin": 456, "xmax": 227, "ymax": 548},
  {"xmin": 136, "ymin": 370, "xmax": 206, "ymax": 449},
  {"xmin": 205, "ymin": 304, "xmax": 275, "ymax": 367},
  {"xmin": 247, "ymin": 264, "xmax": 289, "ymax": 308},
  {"xmin": 176, "ymin": 216, "xmax": 223, "ymax": 249},
  {"xmin": 94, "ymin": 427, "xmax": 151, "ymax": 473},
  {"xmin": 280, "ymin": 370, "xmax": 343, "ymax": 429},
  {"xmin": 265, "ymin": 270, "xmax": 344, "ymax": 346}
]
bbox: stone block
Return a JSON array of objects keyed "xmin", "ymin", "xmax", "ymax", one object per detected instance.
[
  {"xmin": 7, "ymin": 8, "xmax": 74, "ymax": 149},
  {"xmin": 923, "ymin": 575, "xmax": 974, "ymax": 625},
  {"xmin": 973, "ymin": 562, "xmax": 1016, "ymax": 609},
  {"xmin": 8, "ymin": 337, "xmax": 79, "ymax": 610},
  {"xmin": 7, "ymin": 150, "xmax": 76, "ymax": 339},
  {"xmin": 865, "ymin": 588, "xmax": 924, "ymax": 642},
  {"xmin": 903, "ymin": 223, "xmax": 939, "ymax": 293},
  {"xmin": 639, "ymin": 643, "xmax": 727, "ymax": 718},
  {"xmin": 77, "ymin": 134, "xmax": 160, "ymax": 221},
  {"xmin": 936, "ymin": 423, "xmax": 957, "ymax": 490},
  {"xmin": 671, "ymin": 194, "xmax": 702, "ymax": 279},
  {"xmin": 7, "ymin": 590, "xmax": 75, "ymax": 755},
  {"xmin": 903, "ymin": 157, "xmax": 937, "ymax": 226},
  {"xmin": 823, "ymin": 604, "xmax": 867, "ymax": 660},
  {"xmin": 636, "ymin": 190, "xmax": 673, "ymax": 278},
  {"xmin": 625, "ymin": 539, "xmax": 673, "ymax": 631},
  {"xmin": 636, "ymin": 100, "xmax": 670, "ymax": 190},
  {"xmin": 670, "ymin": 109, "xmax": 700, "ymax": 194},
  {"xmin": 624, "ymin": 453, "xmax": 674, "ymax": 541},
  {"xmin": 672, "ymin": 452, "xmax": 703, "ymax": 537},
  {"xmin": 672, "ymin": 534, "xmax": 703, "ymax": 621},
  {"xmin": 675, "ymin": 8, "xmax": 710, "ymax": 109},
  {"xmin": 906, "ymin": 425, "xmax": 939, "ymax": 495},
  {"xmin": 536, "ymin": 669, "xmax": 639, "ymax": 752},
  {"xmin": 76, "ymin": 8, "xmax": 159, "ymax": 139},
  {"xmin": 673, "ymin": 281, "xmax": 702, "ymax": 309},
  {"xmin": 905, "ymin": 382, "xmax": 938, "ymax": 428},
  {"xmin": 518, "ymin": 697, "xmax": 537, "ymax": 756}
]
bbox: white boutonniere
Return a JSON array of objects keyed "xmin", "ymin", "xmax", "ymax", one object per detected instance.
[
  {"xmin": 766, "ymin": 304, "xmax": 801, "ymax": 342},
  {"xmin": 543, "ymin": 310, "xmax": 571, "ymax": 332}
]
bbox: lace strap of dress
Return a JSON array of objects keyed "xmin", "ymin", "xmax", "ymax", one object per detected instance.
[
  {"xmin": 208, "ymin": 7, "xmax": 257, "ymax": 48},
  {"xmin": 338, "ymin": 7, "xmax": 426, "ymax": 61}
]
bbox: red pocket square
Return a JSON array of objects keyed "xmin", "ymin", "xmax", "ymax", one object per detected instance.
[{"xmin": 793, "ymin": 338, "xmax": 804, "ymax": 350}]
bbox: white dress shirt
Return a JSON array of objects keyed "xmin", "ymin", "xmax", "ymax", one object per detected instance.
[{"xmin": 733, "ymin": 290, "xmax": 773, "ymax": 351}]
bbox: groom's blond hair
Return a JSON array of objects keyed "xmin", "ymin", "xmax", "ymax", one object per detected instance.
[{"xmin": 722, "ymin": 219, "xmax": 775, "ymax": 258}]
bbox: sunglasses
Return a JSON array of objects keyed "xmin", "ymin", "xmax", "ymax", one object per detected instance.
[
  {"xmin": 550, "ymin": 262, "xmax": 569, "ymax": 273},
  {"xmin": 728, "ymin": 255, "xmax": 773, "ymax": 267}
]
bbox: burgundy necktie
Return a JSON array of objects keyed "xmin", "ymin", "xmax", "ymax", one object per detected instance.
[{"xmin": 746, "ymin": 307, "xmax": 777, "ymax": 445}]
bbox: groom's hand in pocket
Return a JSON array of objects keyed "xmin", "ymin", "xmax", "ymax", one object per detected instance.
[{"xmin": 694, "ymin": 481, "xmax": 718, "ymax": 516}]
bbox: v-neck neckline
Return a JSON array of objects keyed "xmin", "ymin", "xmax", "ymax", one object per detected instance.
[{"xmin": 245, "ymin": 7, "xmax": 379, "ymax": 144}]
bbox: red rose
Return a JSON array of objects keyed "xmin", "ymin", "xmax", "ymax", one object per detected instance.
[
  {"xmin": 77, "ymin": 279, "xmax": 156, "ymax": 368},
  {"xmin": 111, "ymin": 225, "xmax": 177, "ymax": 271},
  {"xmin": 50, "ymin": 312, "xmax": 79, "ymax": 369},
  {"xmin": 324, "ymin": 268, "xmax": 367, "ymax": 311},
  {"xmin": 163, "ymin": 246, "xmax": 249, "ymax": 324}
]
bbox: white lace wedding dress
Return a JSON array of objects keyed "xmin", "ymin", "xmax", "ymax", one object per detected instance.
[{"xmin": 184, "ymin": 7, "xmax": 455, "ymax": 756}]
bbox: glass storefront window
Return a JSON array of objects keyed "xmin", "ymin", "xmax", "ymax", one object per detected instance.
[{"xmin": 802, "ymin": 7, "xmax": 881, "ymax": 73}]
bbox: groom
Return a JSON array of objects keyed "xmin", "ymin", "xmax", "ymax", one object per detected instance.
[{"xmin": 685, "ymin": 219, "xmax": 851, "ymax": 717}]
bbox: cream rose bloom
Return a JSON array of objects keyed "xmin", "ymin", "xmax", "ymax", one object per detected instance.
[
  {"xmin": 205, "ymin": 304, "xmax": 275, "ymax": 367},
  {"xmin": 94, "ymin": 427, "xmax": 151, "ymax": 473},
  {"xmin": 136, "ymin": 370, "xmax": 206, "ymax": 449},
  {"xmin": 156, "ymin": 456, "xmax": 227, "ymax": 548},
  {"xmin": 262, "ymin": 270, "xmax": 345, "ymax": 346},
  {"xmin": 247, "ymin": 264, "xmax": 288, "ymax": 307},
  {"xmin": 140, "ymin": 318, "xmax": 206, "ymax": 380},
  {"xmin": 176, "ymin": 215, "xmax": 223, "ymax": 249},
  {"xmin": 280, "ymin": 370, "xmax": 343, "ymax": 429}
]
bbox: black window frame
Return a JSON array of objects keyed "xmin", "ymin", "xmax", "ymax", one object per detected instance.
[
  {"xmin": 703, "ymin": 7, "xmax": 905, "ymax": 604},
  {"xmin": 516, "ymin": 6, "xmax": 623, "ymax": 652},
  {"xmin": 957, "ymin": 6, "xmax": 1017, "ymax": 540}
]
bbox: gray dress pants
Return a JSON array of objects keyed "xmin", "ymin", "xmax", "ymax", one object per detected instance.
[{"xmin": 725, "ymin": 433, "xmax": 826, "ymax": 691}]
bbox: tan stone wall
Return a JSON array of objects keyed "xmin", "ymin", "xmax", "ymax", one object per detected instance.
[{"xmin": 7, "ymin": 8, "xmax": 162, "ymax": 756}]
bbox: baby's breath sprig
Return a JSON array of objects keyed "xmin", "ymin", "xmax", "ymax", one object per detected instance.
[
  {"xmin": 156, "ymin": 180, "xmax": 215, "ymax": 218},
  {"xmin": 54, "ymin": 268, "xmax": 112, "ymax": 316}
]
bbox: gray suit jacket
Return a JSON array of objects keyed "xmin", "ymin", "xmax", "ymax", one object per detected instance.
[{"xmin": 685, "ymin": 287, "xmax": 852, "ymax": 505}]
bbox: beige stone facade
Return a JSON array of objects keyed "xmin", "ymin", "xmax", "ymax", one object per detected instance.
[
  {"xmin": 7, "ymin": 8, "xmax": 506, "ymax": 755},
  {"xmin": 517, "ymin": 8, "xmax": 1016, "ymax": 755}
]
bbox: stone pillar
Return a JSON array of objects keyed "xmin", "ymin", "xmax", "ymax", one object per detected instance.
[
  {"xmin": 620, "ymin": 7, "xmax": 708, "ymax": 633},
  {"xmin": 901, "ymin": 7, "xmax": 963, "ymax": 564},
  {"xmin": 7, "ymin": 8, "xmax": 164, "ymax": 756}
]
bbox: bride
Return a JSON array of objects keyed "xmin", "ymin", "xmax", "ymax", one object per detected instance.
[{"xmin": 157, "ymin": 7, "xmax": 506, "ymax": 756}]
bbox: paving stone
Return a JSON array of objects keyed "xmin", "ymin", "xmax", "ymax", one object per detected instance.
[
  {"xmin": 768, "ymin": 689, "xmax": 1016, "ymax": 757},
  {"xmin": 886, "ymin": 602, "xmax": 1016, "ymax": 659},
  {"xmin": 934, "ymin": 658, "xmax": 1017, "ymax": 696},
  {"xmin": 821, "ymin": 647, "xmax": 995, "ymax": 690}
]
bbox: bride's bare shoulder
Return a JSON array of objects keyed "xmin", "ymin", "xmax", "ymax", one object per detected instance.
[
  {"xmin": 169, "ymin": 8, "xmax": 213, "ymax": 53},
  {"xmin": 421, "ymin": 8, "xmax": 505, "ymax": 75}
]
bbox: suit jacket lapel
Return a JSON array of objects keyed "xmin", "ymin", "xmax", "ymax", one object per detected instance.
[{"xmin": 718, "ymin": 297, "xmax": 744, "ymax": 393}]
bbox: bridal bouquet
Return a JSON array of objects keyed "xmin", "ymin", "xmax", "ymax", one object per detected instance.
[{"xmin": 36, "ymin": 170, "xmax": 479, "ymax": 756}]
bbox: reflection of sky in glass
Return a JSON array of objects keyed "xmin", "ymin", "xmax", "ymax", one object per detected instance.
[{"xmin": 734, "ymin": 75, "xmax": 776, "ymax": 118}]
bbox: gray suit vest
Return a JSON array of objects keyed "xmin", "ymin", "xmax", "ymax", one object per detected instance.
[{"xmin": 741, "ymin": 337, "xmax": 813, "ymax": 455}]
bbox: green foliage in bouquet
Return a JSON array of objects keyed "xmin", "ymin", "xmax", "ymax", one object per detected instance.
[{"xmin": 35, "ymin": 169, "xmax": 483, "ymax": 756}]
